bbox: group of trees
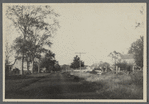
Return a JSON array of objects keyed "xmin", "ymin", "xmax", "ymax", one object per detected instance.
[
  {"xmin": 70, "ymin": 55, "xmax": 84, "ymax": 69},
  {"xmin": 5, "ymin": 5, "xmax": 60, "ymax": 75},
  {"xmin": 40, "ymin": 50, "xmax": 61, "ymax": 72},
  {"xmin": 108, "ymin": 51, "xmax": 121, "ymax": 68},
  {"xmin": 128, "ymin": 36, "xmax": 143, "ymax": 68}
]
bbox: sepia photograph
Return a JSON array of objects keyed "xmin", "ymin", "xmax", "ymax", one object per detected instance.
[{"xmin": 3, "ymin": 3, "xmax": 147, "ymax": 102}]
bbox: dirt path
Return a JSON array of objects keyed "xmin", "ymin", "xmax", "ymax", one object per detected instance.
[{"xmin": 5, "ymin": 72, "xmax": 103, "ymax": 99}]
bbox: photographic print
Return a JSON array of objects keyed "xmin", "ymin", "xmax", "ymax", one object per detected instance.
[{"xmin": 3, "ymin": 3, "xmax": 147, "ymax": 102}]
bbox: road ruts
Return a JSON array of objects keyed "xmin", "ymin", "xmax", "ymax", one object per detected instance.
[{"xmin": 6, "ymin": 72, "xmax": 105, "ymax": 99}]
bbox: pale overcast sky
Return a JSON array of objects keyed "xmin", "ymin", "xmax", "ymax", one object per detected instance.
[{"xmin": 4, "ymin": 3, "xmax": 146, "ymax": 66}]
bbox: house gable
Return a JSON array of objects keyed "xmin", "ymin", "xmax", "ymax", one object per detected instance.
[{"xmin": 120, "ymin": 54, "xmax": 135, "ymax": 64}]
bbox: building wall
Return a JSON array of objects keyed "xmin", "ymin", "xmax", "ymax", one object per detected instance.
[
  {"xmin": 121, "ymin": 59, "xmax": 135, "ymax": 64},
  {"xmin": 11, "ymin": 59, "xmax": 33, "ymax": 74}
]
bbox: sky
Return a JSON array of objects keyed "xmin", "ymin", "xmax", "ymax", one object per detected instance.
[{"xmin": 4, "ymin": 3, "xmax": 146, "ymax": 66}]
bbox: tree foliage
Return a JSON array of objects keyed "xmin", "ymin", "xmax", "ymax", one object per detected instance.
[
  {"xmin": 109, "ymin": 51, "xmax": 121, "ymax": 60},
  {"xmin": 108, "ymin": 51, "xmax": 122, "ymax": 70},
  {"xmin": 6, "ymin": 5, "xmax": 60, "ymax": 74},
  {"xmin": 54, "ymin": 61, "xmax": 61, "ymax": 71},
  {"xmin": 128, "ymin": 36, "xmax": 143, "ymax": 68},
  {"xmin": 40, "ymin": 50, "xmax": 56, "ymax": 72},
  {"xmin": 70, "ymin": 55, "xmax": 84, "ymax": 69}
]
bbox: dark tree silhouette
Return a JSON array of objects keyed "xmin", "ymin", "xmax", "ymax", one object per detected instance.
[
  {"xmin": 40, "ymin": 50, "xmax": 56, "ymax": 72},
  {"xmin": 70, "ymin": 55, "xmax": 84, "ymax": 69},
  {"xmin": 128, "ymin": 36, "xmax": 143, "ymax": 68}
]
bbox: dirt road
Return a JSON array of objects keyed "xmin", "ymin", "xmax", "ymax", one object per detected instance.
[{"xmin": 5, "ymin": 72, "xmax": 104, "ymax": 99}]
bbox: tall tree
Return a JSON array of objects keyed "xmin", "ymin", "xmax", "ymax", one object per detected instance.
[
  {"xmin": 12, "ymin": 36, "xmax": 34, "ymax": 73},
  {"xmin": 6, "ymin": 5, "xmax": 60, "ymax": 74},
  {"xmin": 54, "ymin": 61, "xmax": 61, "ymax": 72},
  {"xmin": 70, "ymin": 55, "xmax": 84, "ymax": 69},
  {"xmin": 128, "ymin": 36, "xmax": 143, "ymax": 68},
  {"xmin": 108, "ymin": 51, "xmax": 121, "ymax": 69},
  {"xmin": 40, "ymin": 50, "xmax": 56, "ymax": 72}
]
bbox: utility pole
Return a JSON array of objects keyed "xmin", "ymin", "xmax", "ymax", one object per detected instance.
[{"xmin": 75, "ymin": 52, "xmax": 86, "ymax": 76}]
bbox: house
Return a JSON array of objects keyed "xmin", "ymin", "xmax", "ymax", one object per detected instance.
[
  {"xmin": 9, "ymin": 58, "xmax": 34, "ymax": 75},
  {"xmin": 109, "ymin": 52, "xmax": 135, "ymax": 65},
  {"xmin": 119, "ymin": 54, "xmax": 135, "ymax": 65},
  {"xmin": 108, "ymin": 52, "xmax": 137, "ymax": 72}
]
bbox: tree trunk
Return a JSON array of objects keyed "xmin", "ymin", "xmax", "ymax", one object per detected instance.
[
  {"xmin": 32, "ymin": 57, "xmax": 35, "ymax": 74},
  {"xmin": 22, "ymin": 26, "xmax": 27, "ymax": 75},
  {"xmin": 27, "ymin": 59, "xmax": 30, "ymax": 73},
  {"xmin": 38, "ymin": 59, "xmax": 40, "ymax": 73},
  {"xmin": 116, "ymin": 66, "xmax": 118, "ymax": 74},
  {"xmin": 21, "ymin": 54, "xmax": 24, "ymax": 75}
]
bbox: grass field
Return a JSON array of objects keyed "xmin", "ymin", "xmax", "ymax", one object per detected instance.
[{"xmin": 70, "ymin": 70, "xmax": 143, "ymax": 99}]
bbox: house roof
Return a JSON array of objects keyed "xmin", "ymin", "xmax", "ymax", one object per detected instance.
[{"xmin": 120, "ymin": 54, "xmax": 134, "ymax": 59}]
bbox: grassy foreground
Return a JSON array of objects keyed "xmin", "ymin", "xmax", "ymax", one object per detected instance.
[
  {"xmin": 5, "ymin": 73, "xmax": 50, "ymax": 94},
  {"xmin": 70, "ymin": 70, "xmax": 143, "ymax": 99}
]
